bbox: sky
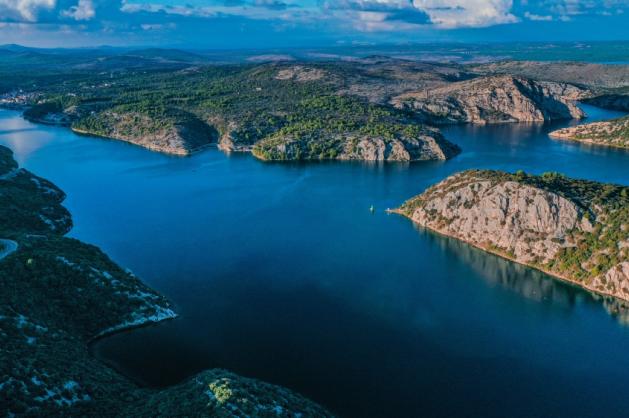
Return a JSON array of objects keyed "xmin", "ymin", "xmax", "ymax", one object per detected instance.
[{"xmin": 0, "ymin": 0, "xmax": 628, "ymax": 48}]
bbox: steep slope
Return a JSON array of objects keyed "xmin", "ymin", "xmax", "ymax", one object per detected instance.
[
  {"xmin": 0, "ymin": 145, "xmax": 332, "ymax": 417},
  {"xmin": 395, "ymin": 170, "xmax": 629, "ymax": 302},
  {"xmin": 392, "ymin": 75, "xmax": 585, "ymax": 124},
  {"xmin": 550, "ymin": 116, "xmax": 629, "ymax": 149},
  {"xmin": 250, "ymin": 95, "xmax": 461, "ymax": 162},
  {"xmin": 72, "ymin": 108, "xmax": 218, "ymax": 156},
  {"xmin": 584, "ymin": 93, "xmax": 629, "ymax": 112}
]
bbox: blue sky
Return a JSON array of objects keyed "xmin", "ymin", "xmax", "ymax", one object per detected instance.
[{"xmin": 0, "ymin": 0, "xmax": 628, "ymax": 48}]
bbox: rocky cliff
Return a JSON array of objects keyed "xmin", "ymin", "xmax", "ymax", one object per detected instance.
[
  {"xmin": 392, "ymin": 76, "xmax": 585, "ymax": 124},
  {"xmin": 72, "ymin": 109, "xmax": 218, "ymax": 156},
  {"xmin": 549, "ymin": 116, "xmax": 629, "ymax": 149},
  {"xmin": 252, "ymin": 125, "xmax": 460, "ymax": 162},
  {"xmin": 0, "ymin": 145, "xmax": 332, "ymax": 417},
  {"xmin": 395, "ymin": 170, "xmax": 629, "ymax": 302}
]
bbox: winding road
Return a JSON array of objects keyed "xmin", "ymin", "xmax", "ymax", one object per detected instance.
[{"xmin": 0, "ymin": 239, "xmax": 18, "ymax": 261}]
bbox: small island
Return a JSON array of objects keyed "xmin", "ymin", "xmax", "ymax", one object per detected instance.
[
  {"xmin": 0, "ymin": 145, "xmax": 332, "ymax": 417},
  {"xmin": 549, "ymin": 116, "xmax": 629, "ymax": 150},
  {"xmin": 393, "ymin": 170, "xmax": 629, "ymax": 302}
]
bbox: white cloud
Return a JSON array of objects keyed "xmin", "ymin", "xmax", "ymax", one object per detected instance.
[
  {"xmin": 412, "ymin": 0, "xmax": 518, "ymax": 28},
  {"xmin": 524, "ymin": 11, "xmax": 552, "ymax": 21},
  {"xmin": 0, "ymin": 0, "xmax": 56, "ymax": 21},
  {"xmin": 140, "ymin": 22, "xmax": 175, "ymax": 30},
  {"xmin": 351, "ymin": 10, "xmax": 419, "ymax": 31},
  {"xmin": 120, "ymin": 0, "xmax": 323, "ymax": 27},
  {"xmin": 61, "ymin": 0, "xmax": 95, "ymax": 20}
]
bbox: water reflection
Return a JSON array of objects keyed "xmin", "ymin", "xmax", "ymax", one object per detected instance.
[{"xmin": 413, "ymin": 222, "xmax": 629, "ymax": 325}]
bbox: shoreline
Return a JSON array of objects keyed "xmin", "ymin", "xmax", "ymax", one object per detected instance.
[
  {"xmin": 549, "ymin": 130, "xmax": 629, "ymax": 151},
  {"xmin": 89, "ymin": 310, "xmax": 179, "ymax": 343},
  {"xmin": 71, "ymin": 127, "xmax": 217, "ymax": 157},
  {"xmin": 389, "ymin": 208, "xmax": 629, "ymax": 305},
  {"xmin": 87, "ymin": 315, "xmax": 180, "ymax": 389},
  {"xmin": 0, "ymin": 238, "xmax": 18, "ymax": 260},
  {"xmin": 0, "ymin": 108, "xmax": 218, "ymax": 157},
  {"xmin": 23, "ymin": 115, "xmax": 71, "ymax": 127}
]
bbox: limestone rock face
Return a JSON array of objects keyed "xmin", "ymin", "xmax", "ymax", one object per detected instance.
[
  {"xmin": 217, "ymin": 128, "xmax": 254, "ymax": 153},
  {"xmin": 405, "ymin": 175, "xmax": 582, "ymax": 264},
  {"xmin": 339, "ymin": 131, "xmax": 461, "ymax": 162},
  {"xmin": 592, "ymin": 262, "xmax": 629, "ymax": 300},
  {"xmin": 392, "ymin": 76, "xmax": 585, "ymax": 124},
  {"xmin": 397, "ymin": 170, "xmax": 629, "ymax": 302}
]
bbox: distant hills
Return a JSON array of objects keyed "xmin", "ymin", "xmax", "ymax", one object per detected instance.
[{"xmin": 1, "ymin": 40, "xmax": 629, "ymax": 69}]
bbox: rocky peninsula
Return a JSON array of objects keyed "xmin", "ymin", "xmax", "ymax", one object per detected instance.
[
  {"xmin": 394, "ymin": 170, "xmax": 629, "ymax": 302},
  {"xmin": 549, "ymin": 116, "xmax": 629, "ymax": 150},
  {"xmin": 0, "ymin": 145, "xmax": 332, "ymax": 417}
]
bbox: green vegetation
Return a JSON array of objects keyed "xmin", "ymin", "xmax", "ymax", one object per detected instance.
[
  {"xmin": 574, "ymin": 116, "xmax": 629, "ymax": 142},
  {"xmin": 0, "ymin": 148, "xmax": 71, "ymax": 238},
  {"xmin": 2, "ymin": 60, "xmax": 457, "ymax": 159},
  {"xmin": 0, "ymin": 145, "xmax": 331, "ymax": 416},
  {"xmin": 252, "ymin": 95, "xmax": 433, "ymax": 160},
  {"xmin": 550, "ymin": 116, "xmax": 629, "ymax": 150}
]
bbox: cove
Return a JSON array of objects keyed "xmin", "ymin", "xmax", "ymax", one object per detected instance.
[{"xmin": 2, "ymin": 104, "xmax": 629, "ymax": 418}]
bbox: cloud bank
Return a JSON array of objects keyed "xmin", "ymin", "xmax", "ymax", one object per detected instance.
[{"xmin": 0, "ymin": 0, "xmax": 626, "ymax": 47}]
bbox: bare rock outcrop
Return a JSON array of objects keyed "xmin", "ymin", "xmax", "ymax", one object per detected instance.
[
  {"xmin": 395, "ymin": 170, "xmax": 629, "ymax": 302},
  {"xmin": 549, "ymin": 116, "xmax": 629, "ymax": 149},
  {"xmin": 275, "ymin": 65, "xmax": 328, "ymax": 82},
  {"xmin": 339, "ymin": 133, "xmax": 460, "ymax": 162},
  {"xmin": 392, "ymin": 75, "xmax": 585, "ymax": 124}
]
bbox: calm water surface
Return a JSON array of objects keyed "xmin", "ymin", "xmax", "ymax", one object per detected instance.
[{"xmin": 2, "ymin": 105, "xmax": 629, "ymax": 418}]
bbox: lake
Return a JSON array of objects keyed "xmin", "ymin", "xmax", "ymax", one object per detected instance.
[{"xmin": 2, "ymin": 104, "xmax": 629, "ymax": 418}]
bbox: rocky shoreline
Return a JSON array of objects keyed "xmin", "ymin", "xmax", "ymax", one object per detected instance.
[
  {"xmin": 70, "ymin": 126, "xmax": 218, "ymax": 157},
  {"xmin": 0, "ymin": 145, "xmax": 333, "ymax": 417},
  {"xmin": 394, "ymin": 170, "xmax": 629, "ymax": 303},
  {"xmin": 549, "ymin": 116, "xmax": 629, "ymax": 150}
]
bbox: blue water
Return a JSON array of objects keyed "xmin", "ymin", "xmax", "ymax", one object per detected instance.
[{"xmin": 1, "ymin": 105, "xmax": 629, "ymax": 418}]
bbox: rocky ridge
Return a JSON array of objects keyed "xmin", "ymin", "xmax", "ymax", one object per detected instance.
[
  {"xmin": 395, "ymin": 170, "xmax": 629, "ymax": 302},
  {"xmin": 471, "ymin": 61, "xmax": 629, "ymax": 89},
  {"xmin": 392, "ymin": 75, "xmax": 585, "ymax": 124}
]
